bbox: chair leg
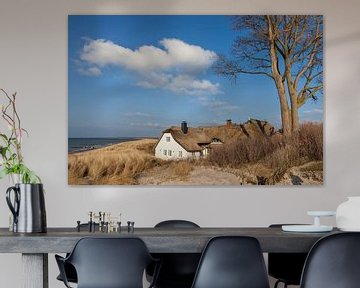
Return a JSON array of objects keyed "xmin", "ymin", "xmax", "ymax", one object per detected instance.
[{"xmin": 274, "ymin": 280, "xmax": 289, "ymax": 288}]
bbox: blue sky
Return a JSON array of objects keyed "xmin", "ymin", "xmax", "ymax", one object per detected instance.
[{"xmin": 68, "ymin": 15, "xmax": 323, "ymax": 138}]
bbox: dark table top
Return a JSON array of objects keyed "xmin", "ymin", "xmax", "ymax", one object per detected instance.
[{"xmin": 0, "ymin": 227, "xmax": 340, "ymax": 253}]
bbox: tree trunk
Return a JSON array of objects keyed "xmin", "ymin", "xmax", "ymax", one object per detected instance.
[
  {"xmin": 290, "ymin": 96, "xmax": 299, "ymax": 132},
  {"xmin": 266, "ymin": 16, "xmax": 292, "ymax": 136},
  {"xmin": 273, "ymin": 78, "xmax": 292, "ymax": 136},
  {"xmin": 285, "ymin": 60, "xmax": 299, "ymax": 133}
]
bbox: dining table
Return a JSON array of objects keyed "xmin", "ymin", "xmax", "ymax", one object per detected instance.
[{"xmin": 0, "ymin": 226, "xmax": 340, "ymax": 288}]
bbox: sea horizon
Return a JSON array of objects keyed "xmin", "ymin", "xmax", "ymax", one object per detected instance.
[{"xmin": 68, "ymin": 136, "xmax": 156, "ymax": 153}]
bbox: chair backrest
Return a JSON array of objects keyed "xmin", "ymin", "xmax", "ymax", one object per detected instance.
[
  {"xmin": 152, "ymin": 220, "xmax": 201, "ymax": 285},
  {"xmin": 268, "ymin": 224, "xmax": 308, "ymax": 285},
  {"xmin": 155, "ymin": 220, "xmax": 200, "ymax": 228},
  {"xmin": 191, "ymin": 236, "xmax": 270, "ymax": 288},
  {"xmin": 67, "ymin": 237, "xmax": 154, "ymax": 288},
  {"xmin": 300, "ymin": 232, "xmax": 360, "ymax": 288}
]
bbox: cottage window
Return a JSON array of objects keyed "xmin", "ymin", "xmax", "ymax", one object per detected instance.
[
  {"xmin": 164, "ymin": 150, "xmax": 167, "ymax": 156},
  {"xmin": 179, "ymin": 151, "xmax": 182, "ymax": 158},
  {"xmin": 166, "ymin": 137, "xmax": 170, "ymax": 142},
  {"xmin": 169, "ymin": 150, "xmax": 172, "ymax": 156}
]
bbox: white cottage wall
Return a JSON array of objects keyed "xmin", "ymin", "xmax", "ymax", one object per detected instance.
[
  {"xmin": 0, "ymin": 0, "xmax": 360, "ymax": 287},
  {"xmin": 155, "ymin": 133, "xmax": 191, "ymax": 160}
]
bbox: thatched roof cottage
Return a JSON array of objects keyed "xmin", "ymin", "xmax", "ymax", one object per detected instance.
[{"xmin": 154, "ymin": 119, "xmax": 274, "ymax": 160}]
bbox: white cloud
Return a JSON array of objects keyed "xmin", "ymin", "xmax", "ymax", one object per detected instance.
[
  {"xmin": 299, "ymin": 108, "xmax": 323, "ymax": 123},
  {"xmin": 80, "ymin": 38, "xmax": 217, "ymax": 73},
  {"xmin": 137, "ymin": 73, "xmax": 221, "ymax": 95},
  {"xmin": 77, "ymin": 67, "xmax": 102, "ymax": 76},
  {"xmin": 124, "ymin": 112, "xmax": 152, "ymax": 117},
  {"xmin": 301, "ymin": 108, "xmax": 323, "ymax": 114},
  {"xmin": 159, "ymin": 38, "xmax": 217, "ymax": 73},
  {"xmin": 167, "ymin": 75, "xmax": 221, "ymax": 95},
  {"xmin": 199, "ymin": 97, "xmax": 241, "ymax": 115},
  {"xmin": 136, "ymin": 72, "xmax": 172, "ymax": 89},
  {"xmin": 79, "ymin": 38, "xmax": 221, "ymax": 95},
  {"xmin": 130, "ymin": 122, "xmax": 165, "ymax": 129}
]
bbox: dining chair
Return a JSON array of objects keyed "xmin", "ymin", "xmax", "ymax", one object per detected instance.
[
  {"xmin": 147, "ymin": 220, "xmax": 201, "ymax": 288},
  {"xmin": 268, "ymin": 224, "xmax": 308, "ymax": 288},
  {"xmin": 55, "ymin": 237, "xmax": 161, "ymax": 288},
  {"xmin": 56, "ymin": 223, "xmax": 99, "ymax": 284},
  {"xmin": 300, "ymin": 232, "xmax": 360, "ymax": 288},
  {"xmin": 56, "ymin": 262, "xmax": 77, "ymax": 284},
  {"xmin": 191, "ymin": 236, "xmax": 270, "ymax": 288}
]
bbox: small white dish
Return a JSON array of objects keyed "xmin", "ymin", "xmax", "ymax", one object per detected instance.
[
  {"xmin": 282, "ymin": 225, "xmax": 333, "ymax": 233},
  {"xmin": 281, "ymin": 210, "xmax": 335, "ymax": 232},
  {"xmin": 307, "ymin": 211, "xmax": 336, "ymax": 217}
]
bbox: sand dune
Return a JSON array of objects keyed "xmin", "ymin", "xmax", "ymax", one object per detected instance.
[{"xmin": 68, "ymin": 137, "xmax": 323, "ymax": 186}]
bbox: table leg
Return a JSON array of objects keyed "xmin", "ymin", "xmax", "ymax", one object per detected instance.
[{"xmin": 22, "ymin": 253, "xmax": 48, "ymax": 288}]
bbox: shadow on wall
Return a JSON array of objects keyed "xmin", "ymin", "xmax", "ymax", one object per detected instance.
[
  {"xmin": 327, "ymin": 31, "xmax": 360, "ymax": 47},
  {"xmin": 91, "ymin": 0, "xmax": 183, "ymax": 13}
]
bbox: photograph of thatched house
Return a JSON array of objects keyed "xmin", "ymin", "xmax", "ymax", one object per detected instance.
[
  {"xmin": 68, "ymin": 15, "xmax": 323, "ymax": 185},
  {"xmin": 155, "ymin": 120, "xmax": 274, "ymax": 160}
]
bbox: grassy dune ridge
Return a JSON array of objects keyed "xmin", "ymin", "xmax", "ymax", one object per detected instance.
[
  {"xmin": 68, "ymin": 123, "xmax": 323, "ymax": 185},
  {"xmin": 68, "ymin": 139, "xmax": 160, "ymax": 184},
  {"xmin": 68, "ymin": 139, "xmax": 196, "ymax": 184}
]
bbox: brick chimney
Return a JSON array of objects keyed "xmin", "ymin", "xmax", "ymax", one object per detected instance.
[
  {"xmin": 181, "ymin": 121, "xmax": 188, "ymax": 134},
  {"xmin": 226, "ymin": 119, "xmax": 232, "ymax": 128}
]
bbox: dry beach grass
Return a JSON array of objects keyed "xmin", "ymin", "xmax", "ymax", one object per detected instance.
[
  {"xmin": 68, "ymin": 139, "xmax": 160, "ymax": 185},
  {"xmin": 68, "ymin": 123, "xmax": 323, "ymax": 185}
]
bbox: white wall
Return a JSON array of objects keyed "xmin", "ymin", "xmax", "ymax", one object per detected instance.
[
  {"xmin": 155, "ymin": 132, "xmax": 191, "ymax": 160},
  {"xmin": 0, "ymin": 0, "xmax": 360, "ymax": 287}
]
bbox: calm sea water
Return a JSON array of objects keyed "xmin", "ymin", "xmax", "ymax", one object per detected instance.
[{"xmin": 68, "ymin": 137, "xmax": 139, "ymax": 153}]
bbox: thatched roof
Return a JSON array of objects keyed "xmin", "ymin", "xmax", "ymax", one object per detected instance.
[
  {"xmin": 162, "ymin": 127, "xmax": 210, "ymax": 152},
  {"xmin": 160, "ymin": 119, "xmax": 275, "ymax": 152},
  {"xmin": 241, "ymin": 118, "xmax": 275, "ymax": 138}
]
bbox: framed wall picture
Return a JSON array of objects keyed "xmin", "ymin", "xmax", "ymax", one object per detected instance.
[{"xmin": 68, "ymin": 15, "xmax": 323, "ymax": 185}]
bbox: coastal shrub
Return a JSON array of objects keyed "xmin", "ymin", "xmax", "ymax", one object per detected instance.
[
  {"xmin": 208, "ymin": 136, "xmax": 281, "ymax": 167},
  {"xmin": 298, "ymin": 122, "xmax": 323, "ymax": 161},
  {"xmin": 208, "ymin": 122, "xmax": 323, "ymax": 169}
]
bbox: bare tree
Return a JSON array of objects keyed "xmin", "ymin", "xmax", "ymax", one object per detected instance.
[{"xmin": 215, "ymin": 15, "xmax": 323, "ymax": 136}]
